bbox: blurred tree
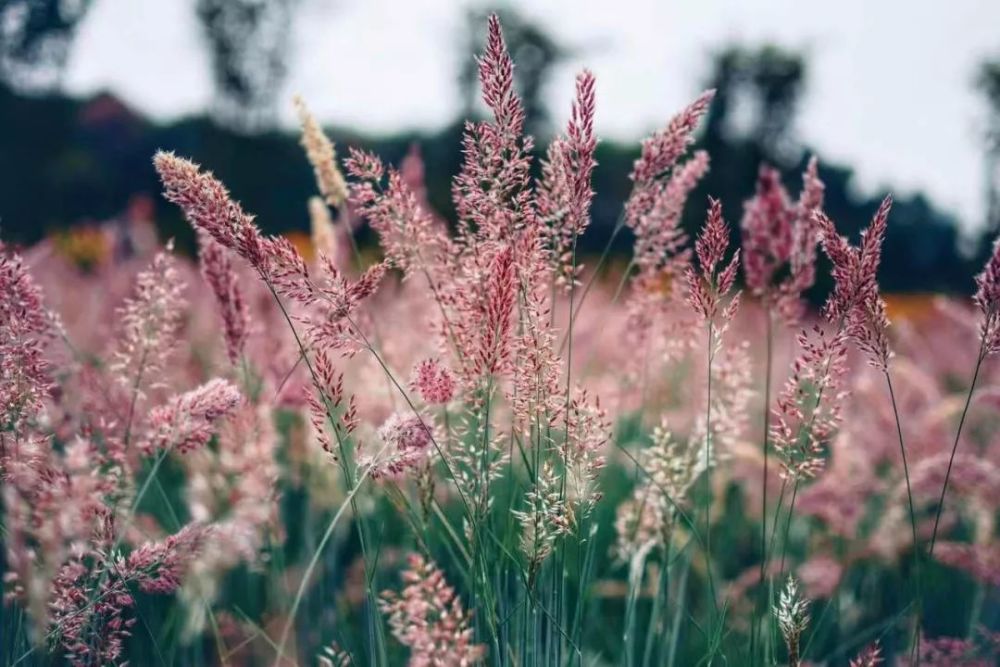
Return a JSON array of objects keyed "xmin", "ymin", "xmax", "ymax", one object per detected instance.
[
  {"xmin": 689, "ymin": 44, "xmax": 808, "ymax": 263},
  {"xmin": 976, "ymin": 58, "xmax": 1000, "ymax": 236},
  {"xmin": 693, "ymin": 43, "xmax": 973, "ymax": 296},
  {"xmin": 702, "ymin": 44, "xmax": 806, "ymax": 166},
  {"xmin": 195, "ymin": 0, "xmax": 300, "ymax": 133},
  {"xmin": 0, "ymin": 0, "xmax": 94, "ymax": 93},
  {"xmin": 458, "ymin": 6, "xmax": 568, "ymax": 137}
]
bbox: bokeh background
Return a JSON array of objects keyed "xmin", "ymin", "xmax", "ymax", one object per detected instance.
[{"xmin": 2, "ymin": 0, "xmax": 1000, "ymax": 296}]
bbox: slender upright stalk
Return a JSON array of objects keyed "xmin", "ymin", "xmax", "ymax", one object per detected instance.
[
  {"xmin": 623, "ymin": 554, "xmax": 645, "ymax": 667},
  {"xmin": 611, "ymin": 258, "xmax": 636, "ymax": 303},
  {"xmin": 929, "ymin": 343, "xmax": 987, "ymax": 553},
  {"xmin": 666, "ymin": 551, "xmax": 692, "ymax": 667},
  {"xmin": 556, "ymin": 236, "xmax": 580, "ymax": 667},
  {"xmin": 263, "ymin": 281, "xmax": 385, "ymax": 661},
  {"xmin": 778, "ymin": 481, "xmax": 799, "ymax": 574},
  {"xmin": 121, "ymin": 348, "xmax": 150, "ymax": 447},
  {"xmin": 701, "ymin": 319, "xmax": 721, "ymax": 663},
  {"xmin": 885, "ymin": 372, "xmax": 922, "ymax": 666},
  {"xmin": 559, "ymin": 211, "xmax": 627, "ymax": 353},
  {"xmin": 642, "ymin": 559, "xmax": 670, "ymax": 667},
  {"xmin": 704, "ymin": 324, "xmax": 715, "ymax": 560},
  {"xmin": 761, "ymin": 478, "xmax": 788, "ymax": 663},
  {"xmin": 273, "ymin": 459, "xmax": 380, "ymax": 666},
  {"xmin": 751, "ymin": 310, "xmax": 774, "ymax": 662}
]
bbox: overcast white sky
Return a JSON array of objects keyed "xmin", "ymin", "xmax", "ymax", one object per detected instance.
[{"xmin": 63, "ymin": 0, "xmax": 1000, "ymax": 230}]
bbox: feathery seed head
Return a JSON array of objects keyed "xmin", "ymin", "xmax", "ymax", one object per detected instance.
[
  {"xmin": 479, "ymin": 14, "xmax": 523, "ymax": 137},
  {"xmin": 380, "ymin": 554, "xmax": 485, "ymax": 665},
  {"xmin": 974, "ymin": 234, "xmax": 1000, "ymax": 355},
  {"xmin": 411, "ymin": 358, "xmax": 456, "ymax": 405},
  {"xmin": 363, "ymin": 412, "xmax": 433, "ymax": 480},
  {"xmin": 294, "ymin": 95, "xmax": 348, "ymax": 207},
  {"xmin": 817, "ymin": 196, "xmax": 894, "ymax": 369},
  {"xmin": 199, "ymin": 235, "xmax": 249, "ymax": 365},
  {"xmin": 741, "ymin": 165, "xmax": 794, "ymax": 296},
  {"xmin": 630, "ymin": 90, "xmax": 715, "ymax": 186},
  {"xmin": 112, "ymin": 246, "xmax": 185, "ymax": 392},
  {"xmin": 775, "ymin": 576, "xmax": 810, "ymax": 667},
  {"xmin": 154, "ymin": 152, "xmax": 268, "ymax": 271},
  {"xmin": 850, "ymin": 642, "xmax": 883, "ymax": 667},
  {"xmin": 686, "ymin": 198, "xmax": 741, "ymax": 324},
  {"xmin": 141, "ymin": 379, "xmax": 243, "ymax": 455}
]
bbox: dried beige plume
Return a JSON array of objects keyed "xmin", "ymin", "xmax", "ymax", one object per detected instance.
[
  {"xmin": 294, "ymin": 95, "xmax": 348, "ymax": 208},
  {"xmin": 309, "ymin": 195, "xmax": 338, "ymax": 257}
]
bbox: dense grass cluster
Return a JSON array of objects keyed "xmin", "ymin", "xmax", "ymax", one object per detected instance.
[{"xmin": 3, "ymin": 15, "xmax": 1000, "ymax": 667}]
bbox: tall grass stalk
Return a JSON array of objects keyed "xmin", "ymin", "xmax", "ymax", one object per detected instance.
[
  {"xmin": 929, "ymin": 340, "xmax": 987, "ymax": 552},
  {"xmin": 701, "ymin": 318, "xmax": 721, "ymax": 662},
  {"xmin": 666, "ymin": 548, "xmax": 693, "ymax": 667},
  {"xmin": 273, "ymin": 456, "xmax": 380, "ymax": 666},
  {"xmin": 751, "ymin": 309, "xmax": 774, "ymax": 663},
  {"xmin": 263, "ymin": 281, "xmax": 387, "ymax": 661},
  {"xmin": 884, "ymin": 373, "xmax": 923, "ymax": 664}
]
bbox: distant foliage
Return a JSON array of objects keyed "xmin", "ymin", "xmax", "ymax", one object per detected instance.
[{"xmin": 0, "ymin": 0, "xmax": 94, "ymax": 92}]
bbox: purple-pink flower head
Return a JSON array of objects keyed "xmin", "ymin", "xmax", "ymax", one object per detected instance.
[
  {"xmin": 479, "ymin": 245, "xmax": 516, "ymax": 376},
  {"xmin": 816, "ymin": 195, "xmax": 892, "ymax": 324},
  {"xmin": 849, "ymin": 642, "xmax": 883, "ymax": 667},
  {"xmin": 411, "ymin": 358, "xmax": 456, "ymax": 405},
  {"xmin": 366, "ymin": 412, "xmax": 433, "ymax": 480},
  {"xmin": 741, "ymin": 165, "xmax": 794, "ymax": 296},
  {"xmin": 379, "ymin": 554, "xmax": 486, "ymax": 665},
  {"xmin": 567, "ymin": 69, "xmax": 597, "ymax": 220},
  {"xmin": 0, "ymin": 243, "xmax": 52, "ymax": 431},
  {"xmin": 630, "ymin": 90, "xmax": 715, "ymax": 186},
  {"xmin": 974, "ymin": 234, "xmax": 1000, "ymax": 355},
  {"xmin": 774, "ymin": 157, "xmax": 827, "ymax": 323},
  {"xmin": 737, "ymin": 159, "xmax": 826, "ymax": 324},
  {"xmin": 199, "ymin": 235, "xmax": 249, "ymax": 365},
  {"xmin": 696, "ymin": 196, "xmax": 732, "ymax": 278},
  {"xmin": 685, "ymin": 197, "xmax": 741, "ymax": 323},
  {"xmin": 142, "ymin": 379, "xmax": 243, "ymax": 455},
  {"xmin": 798, "ymin": 157, "xmax": 825, "ymax": 219},
  {"xmin": 154, "ymin": 152, "xmax": 267, "ymax": 271},
  {"xmin": 479, "ymin": 13, "xmax": 524, "ymax": 136},
  {"xmin": 856, "ymin": 195, "xmax": 892, "ymax": 298},
  {"xmin": 816, "ymin": 196, "xmax": 894, "ymax": 369},
  {"xmin": 126, "ymin": 523, "xmax": 208, "ymax": 594}
]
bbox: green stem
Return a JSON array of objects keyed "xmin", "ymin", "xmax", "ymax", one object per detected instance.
[
  {"xmin": 666, "ymin": 549, "xmax": 692, "ymax": 667},
  {"xmin": 885, "ymin": 371, "xmax": 923, "ymax": 666},
  {"xmin": 928, "ymin": 346, "xmax": 986, "ymax": 553},
  {"xmin": 558, "ymin": 211, "xmax": 627, "ymax": 354},
  {"xmin": 272, "ymin": 458, "xmax": 379, "ymax": 666},
  {"xmin": 263, "ymin": 280, "xmax": 384, "ymax": 661},
  {"xmin": 703, "ymin": 321, "xmax": 719, "ymax": 622},
  {"xmin": 778, "ymin": 481, "xmax": 799, "ymax": 575},
  {"xmin": 751, "ymin": 310, "xmax": 774, "ymax": 664}
]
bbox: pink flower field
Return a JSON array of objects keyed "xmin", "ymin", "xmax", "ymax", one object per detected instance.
[{"xmin": 3, "ymin": 13, "xmax": 1000, "ymax": 667}]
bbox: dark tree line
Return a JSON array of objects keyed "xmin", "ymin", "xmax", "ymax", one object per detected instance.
[{"xmin": 0, "ymin": 2, "xmax": 997, "ymax": 296}]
